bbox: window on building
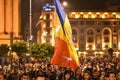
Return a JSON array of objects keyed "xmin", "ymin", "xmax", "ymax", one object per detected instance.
[
  {"xmin": 103, "ymin": 29, "xmax": 110, "ymax": 35},
  {"xmin": 46, "ymin": 21, "xmax": 50, "ymax": 27},
  {"xmin": 87, "ymin": 29, "xmax": 94, "ymax": 35},
  {"xmin": 104, "ymin": 37, "xmax": 109, "ymax": 42},
  {"xmin": 46, "ymin": 13, "xmax": 50, "ymax": 19},
  {"xmin": 86, "ymin": 21, "xmax": 94, "ymax": 25},
  {"xmin": 105, "ymin": 45, "xmax": 108, "ymax": 48},
  {"xmin": 72, "ymin": 29, "xmax": 77, "ymax": 42},
  {"xmin": 97, "ymin": 21, "xmax": 101, "ymax": 25},
  {"xmin": 87, "ymin": 29, "xmax": 94, "ymax": 44},
  {"xmin": 46, "ymin": 28, "xmax": 51, "ymax": 34},
  {"xmin": 80, "ymin": 21, "xmax": 84, "ymax": 25},
  {"xmin": 96, "ymin": 14, "xmax": 100, "ymax": 18},
  {"xmin": 72, "ymin": 35, "xmax": 77, "ymax": 42},
  {"xmin": 70, "ymin": 21, "xmax": 78, "ymax": 25},
  {"xmin": 113, "ymin": 44, "xmax": 117, "ymax": 48},
  {"xmin": 88, "ymin": 45, "xmax": 92, "ymax": 49},
  {"xmin": 103, "ymin": 21, "xmax": 111, "ymax": 25},
  {"xmin": 113, "ymin": 29, "xmax": 117, "ymax": 33},
  {"xmin": 113, "ymin": 36, "xmax": 117, "ymax": 42},
  {"xmin": 96, "ymin": 36, "xmax": 101, "ymax": 43},
  {"xmin": 96, "ymin": 44, "xmax": 101, "ymax": 49},
  {"xmin": 80, "ymin": 44, "xmax": 85, "ymax": 49},
  {"xmin": 113, "ymin": 21, "xmax": 117, "ymax": 25},
  {"xmin": 87, "ymin": 37, "xmax": 93, "ymax": 42},
  {"xmin": 46, "ymin": 35, "xmax": 51, "ymax": 42}
]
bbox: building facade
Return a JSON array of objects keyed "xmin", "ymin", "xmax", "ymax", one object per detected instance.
[
  {"xmin": 0, "ymin": 0, "xmax": 21, "ymax": 45},
  {"xmin": 37, "ymin": 4, "xmax": 120, "ymax": 56}
]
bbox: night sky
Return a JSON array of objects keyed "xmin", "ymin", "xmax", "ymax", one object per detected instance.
[{"xmin": 21, "ymin": 0, "xmax": 119, "ymax": 41}]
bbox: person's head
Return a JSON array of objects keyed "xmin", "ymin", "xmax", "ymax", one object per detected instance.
[
  {"xmin": 75, "ymin": 67, "xmax": 81, "ymax": 75},
  {"xmin": 47, "ymin": 64, "xmax": 52, "ymax": 71},
  {"xmin": 64, "ymin": 70, "xmax": 72, "ymax": 80},
  {"xmin": 92, "ymin": 70, "xmax": 100, "ymax": 78},
  {"xmin": 60, "ymin": 67, "xmax": 66, "ymax": 74},
  {"xmin": 0, "ymin": 73, "xmax": 5, "ymax": 80},
  {"xmin": 100, "ymin": 70, "xmax": 106, "ymax": 76},
  {"xmin": 21, "ymin": 73, "xmax": 30, "ymax": 80},
  {"xmin": 106, "ymin": 72, "xmax": 116, "ymax": 80},
  {"xmin": 83, "ymin": 71, "xmax": 91, "ymax": 80},
  {"xmin": 48, "ymin": 72, "xmax": 56, "ymax": 80},
  {"xmin": 116, "ymin": 72, "xmax": 120, "ymax": 79},
  {"xmin": 36, "ymin": 76, "xmax": 45, "ymax": 80},
  {"xmin": 37, "ymin": 69, "xmax": 44, "ymax": 77},
  {"xmin": 53, "ymin": 64, "xmax": 59, "ymax": 70}
]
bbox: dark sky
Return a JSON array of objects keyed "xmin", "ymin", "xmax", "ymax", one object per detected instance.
[
  {"xmin": 65, "ymin": 0, "xmax": 107, "ymax": 9},
  {"xmin": 21, "ymin": 0, "xmax": 119, "ymax": 41}
]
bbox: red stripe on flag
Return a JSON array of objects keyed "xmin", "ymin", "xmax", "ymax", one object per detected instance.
[{"xmin": 51, "ymin": 37, "xmax": 79, "ymax": 71}]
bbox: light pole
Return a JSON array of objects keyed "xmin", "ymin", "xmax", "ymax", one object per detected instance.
[
  {"xmin": 29, "ymin": 0, "xmax": 32, "ymax": 38},
  {"xmin": 29, "ymin": 0, "xmax": 33, "ymax": 55}
]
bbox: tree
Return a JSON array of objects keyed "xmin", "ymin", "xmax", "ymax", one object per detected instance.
[
  {"xmin": 0, "ymin": 44, "xmax": 9, "ymax": 57},
  {"xmin": 31, "ymin": 43, "xmax": 54, "ymax": 58},
  {"xmin": 46, "ymin": 44, "xmax": 54, "ymax": 57},
  {"xmin": 10, "ymin": 41, "xmax": 28, "ymax": 56}
]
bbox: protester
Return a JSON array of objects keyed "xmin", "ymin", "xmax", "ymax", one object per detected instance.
[
  {"xmin": 0, "ymin": 54, "xmax": 120, "ymax": 80},
  {"xmin": 0, "ymin": 73, "xmax": 5, "ymax": 80}
]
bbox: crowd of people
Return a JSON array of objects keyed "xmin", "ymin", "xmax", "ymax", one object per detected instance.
[{"xmin": 0, "ymin": 54, "xmax": 120, "ymax": 80}]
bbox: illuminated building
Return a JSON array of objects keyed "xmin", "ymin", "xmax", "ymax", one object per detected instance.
[
  {"xmin": 36, "ymin": 4, "xmax": 120, "ymax": 56},
  {"xmin": 36, "ymin": 4, "xmax": 55, "ymax": 46},
  {"xmin": 0, "ymin": 0, "xmax": 21, "ymax": 45}
]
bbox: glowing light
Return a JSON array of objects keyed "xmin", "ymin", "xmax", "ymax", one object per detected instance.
[
  {"xmin": 39, "ymin": 16, "xmax": 42, "ymax": 19},
  {"xmin": 112, "ymin": 12, "xmax": 116, "ymax": 15},
  {"xmin": 119, "ymin": 43, "xmax": 120, "ymax": 49},
  {"xmin": 80, "ymin": 12, "xmax": 84, "ymax": 14},
  {"xmin": 104, "ymin": 12, "xmax": 108, "ymax": 14},
  {"xmin": 43, "ymin": 16, "xmax": 46, "ymax": 19},
  {"xmin": 43, "ymin": 24, "xmax": 45, "ymax": 28},
  {"xmin": 76, "ymin": 47, "xmax": 79, "ymax": 51},
  {"xmin": 50, "ymin": 15, "xmax": 52, "ymax": 19},
  {"xmin": 56, "ymin": 25, "xmax": 60, "ymax": 32},
  {"xmin": 96, "ymin": 12, "xmax": 100, "ymax": 14},
  {"xmin": 72, "ymin": 12, "xmax": 75, "ymax": 14},
  {"xmin": 51, "ymin": 39, "xmax": 55, "ymax": 46},
  {"xmin": 88, "ymin": 12, "xmax": 92, "ymax": 14},
  {"xmin": 43, "ymin": 32, "xmax": 47, "ymax": 36},
  {"xmin": 63, "ymin": 1, "xmax": 67, "ymax": 7}
]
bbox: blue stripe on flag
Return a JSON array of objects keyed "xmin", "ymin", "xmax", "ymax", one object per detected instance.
[{"xmin": 54, "ymin": 0, "xmax": 66, "ymax": 27}]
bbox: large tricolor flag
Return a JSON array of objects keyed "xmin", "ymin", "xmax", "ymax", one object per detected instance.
[{"xmin": 51, "ymin": 0, "xmax": 80, "ymax": 71}]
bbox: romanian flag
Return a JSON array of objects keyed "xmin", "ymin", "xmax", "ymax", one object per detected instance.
[{"xmin": 51, "ymin": 0, "xmax": 80, "ymax": 71}]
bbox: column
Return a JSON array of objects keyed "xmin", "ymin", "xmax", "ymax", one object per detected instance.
[
  {"xmin": 6, "ymin": 0, "xmax": 13, "ymax": 33},
  {"xmin": 13, "ymin": 0, "xmax": 21, "ymax": 37},
  {"xmin": 0, "ymin": 0, "xmax": 4, "ymax": 33}
]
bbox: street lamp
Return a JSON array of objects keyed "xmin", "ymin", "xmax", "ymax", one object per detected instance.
[
  {"xmin": 29, "ymin": 0, "xmax": 33, "ymax": 55},
  {"xmin": 62, "ymin": 1, "xmax": 67, "ymax": 7},
  {"xmin": 29, "ymin": 0, "xmax": 32, "ymax": 38}
]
